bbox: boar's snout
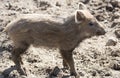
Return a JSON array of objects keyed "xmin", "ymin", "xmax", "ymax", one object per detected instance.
[{"xmin": 96, "ymin": 28, "xmax": 106, "ymax": 35}]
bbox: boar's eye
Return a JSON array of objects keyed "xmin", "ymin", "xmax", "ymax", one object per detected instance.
[{"xmin": 89, "ymin": 22, "xmax": 94, "ymax": 26}]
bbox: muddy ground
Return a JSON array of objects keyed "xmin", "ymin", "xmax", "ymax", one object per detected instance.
[{"xmin": 0, "ymin": 0, "xmax": 120, "ymax": 78}]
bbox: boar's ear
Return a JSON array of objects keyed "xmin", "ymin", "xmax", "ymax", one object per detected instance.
[{"xmin": 75, "ymin": 10, "xmax": 86, "ymax": 23}]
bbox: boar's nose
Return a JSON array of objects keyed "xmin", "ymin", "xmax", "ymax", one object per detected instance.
[{"xmin": 96, "ymin": 28, "xmax": 106, "ymax": 35}]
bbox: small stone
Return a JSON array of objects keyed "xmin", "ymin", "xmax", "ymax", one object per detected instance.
[
  {"xmin": 106, "ymin": 37, "xmax": 117, "ymax": 46},
  {"xmin": 91, "ymin": 71, "xmax": 97, "ymax": 76},
  {"xmin": 81, "ymin": 0, "xmax": 90, "ymax": 4},
  {"xmin": 102, "ymin": 0, "xmax": 111, "ymax": 3},
  {"xmin": 96, "ymin": 14, "xmax": 104, "ymax": 21},
  {"xmin": 115, "ymin": 30, "xmax": 120, "ymax": 38},
  {"xmin": 34, "ymin": 65, "xmax": 38, "ymax": 68},
  {"xmin": 40, "ymin": 7, "xmax": 47, "ymax": 10},
  {"xmin": 79, "ymin": 2, "xmax": 87, "ymax": 10},
  {"xmin": 5, "ymin": 2, "xmax": 12, "ymax": 10},
  {"xmin": 110, "ymin": 0, "xmax": 120, "ymax": 8},
  {"xmin": 39, "ymin": 1, "xmax": 51, "ymax": 10},
  {"xmin": 0, "ymin": 27, "xmax": 4, "ymax": 32},
  {"xmin": 111, "ymin": 22, "xmax": 118, "ymax": 28},
  {"xmin": 106, "ymin": 3, "xmax": 113, "ymax": 11},
  {"xmin": 16, "ymin": 8, "xmax": 22, "ymax": 11},
  {"xmin": 56, "ymin": 2, "xmax": 61, "ymax": 7},
  {"xmin": 97, "ymin": 69, "xmax": 111, "ymax": 76},
  {"xmin": 46, "ymin": 67, "xmax": 52, "ymax": 74},
  {"xmin": 20, "ymin": 75, "xmax": 27, "ymax": 78},
  {"xmin": 111, "ymin": 13, "xmax": 120, "ymax": 21},
  {"xmin": 105, "ymin": 73, "xmax": 111, "ymax": 76},
  {"xmin": 27, "ymin": 58, "xmax": 37, "ymax": 63},
  {"xmin": 110, "ymin": 61, "xmax": 120, "ymax": 70},
  {"xmin": 111, "ymin": 50, "xmax": 120, "ymax": 57},
  {"xmin": 50, "ymin": 66, "xmax": 61, "ymax": 77},
  {"xmin": 114, "ymin": 12, "xmax": 120, "ymax": 18},
  {"xmin": 0, "ymin": 19, "xmax": 3, "ymax": 22},
  {"xmin": 78, "ymin": 72, "xmax": 84, "ymax": 76}
]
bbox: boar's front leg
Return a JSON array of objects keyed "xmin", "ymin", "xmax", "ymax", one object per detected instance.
[
  {"xmin": 60, "ymin": 49, "xmax": 78, "ymax": 77},
  {"xmin": 11, "ymin": 42, "xmax": 29, "ymax": 75}
]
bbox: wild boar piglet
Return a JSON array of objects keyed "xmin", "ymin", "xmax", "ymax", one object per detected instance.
[{"xmin": 5, "ymin": 6, "xmax": 105, "ymax": 78}]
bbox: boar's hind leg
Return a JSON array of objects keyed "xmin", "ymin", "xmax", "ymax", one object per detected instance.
[
  {"xmin": 11, "ymin": 41, "xmax": 29, "ymax": 75},
  {"xmin": 60, "ymin": 49, "xmax": 77, "ymax": 76},
  {"xmin": 63, "ymin": 59, "xmax": 69, "ymax": 69}
]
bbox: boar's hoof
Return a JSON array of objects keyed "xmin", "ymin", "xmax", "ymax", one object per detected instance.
[
  {"xmin": 71, "ymin": 72, "xmax": 80, "ymax": 78},
  {"xmin": 15, "ymin": 66, "xmax": 27, "ymax": 76}
]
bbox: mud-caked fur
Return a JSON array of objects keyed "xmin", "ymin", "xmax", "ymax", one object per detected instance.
[{"xmin": 5, "ymin": 9, "xmax": 105, "ymax": 77}]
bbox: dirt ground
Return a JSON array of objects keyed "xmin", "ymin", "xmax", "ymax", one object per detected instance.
[{"xmin": 0, "ymin": 0, "xmax": 120, "ymax": 78}]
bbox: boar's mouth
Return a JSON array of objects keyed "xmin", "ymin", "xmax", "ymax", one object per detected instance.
[{"xmin": 96, "ymin": 29, "xmax": 106, "ymax": 35}]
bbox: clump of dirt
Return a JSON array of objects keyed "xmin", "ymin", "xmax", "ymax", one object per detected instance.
[{"xmin": 0, "ymin": 0, "xmax": 120, "ymax": 78}]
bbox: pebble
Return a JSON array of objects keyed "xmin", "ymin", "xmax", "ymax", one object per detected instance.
[
  {"xmin": 110, "ymin": 0, "xmax": 120, "ymax": 8},
  {"xmin": 106, "ymin": 37, "xmax": 117, "ymax": 46},
  {"xmin": 115, "ymin": 30, "xmax": 120, "ymax": 38},
  {"xmin": 106, "ymin": 3, "xmax": 113, "ymax": 11},
  {"xmin": 110, "ymin": 61, "xmax": 120, "ymax": 70}
]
